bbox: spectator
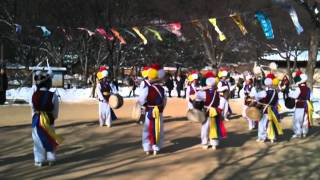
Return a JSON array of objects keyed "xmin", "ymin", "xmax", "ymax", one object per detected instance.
[
  {"xmin": 165, "ymin": 75, "xmax": 174, "ymax": 97},
  {"xmin": 0, "ymin": 65, "xmax": 8, "ymax": 105},
  {"xmin": 128, "ymin": 76, "xmax": 136, "ymax": 97}
]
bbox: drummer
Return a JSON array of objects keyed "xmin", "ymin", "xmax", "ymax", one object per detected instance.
[
  {"xmin": 186, "ymin": 71, "xmax": 200, "ymax": 110},
  {"xmin": 288, "ymin": 71, "xmax": 314, "ymax": 139},
  {"xmin": 194, "ymin": 72, "xmax": 226, "ymax": 150},
  {"xmin": 138, "ymin": 64, "xmax": 167, "ymax": 156},
  {"xmin": 217, "ymin": 68, "xmax": 233, "ymax": 121},
  {"xmin": 252, "ymin": 73, "xmax": 283, "ymax": 143},
  {"xmin": 96, "ymin": 66, "xmax": 118, "ymax": 128},
  {"xmin": 242, "ymin": 74, "xmax": 257, "ymax": 130}
]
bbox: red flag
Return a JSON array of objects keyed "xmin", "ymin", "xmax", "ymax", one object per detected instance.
[{"xmin": 96, "ymin": 28, "xmax": 114, "ymax": 41}]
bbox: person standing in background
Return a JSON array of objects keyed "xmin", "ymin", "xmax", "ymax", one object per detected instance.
[
  {"xmin": 0, "ymin": 65, "xmax": 8, "ymax": 105},
  {"xmin": 165, "ymin": 74, "xmax": 174, "ymax": 97}
]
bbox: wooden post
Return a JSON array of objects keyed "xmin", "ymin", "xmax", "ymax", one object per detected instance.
[{"xmin": 0, "ymin": 42, "xmax": 3, "ymax": 65}]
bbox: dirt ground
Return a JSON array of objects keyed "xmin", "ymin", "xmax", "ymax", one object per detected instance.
[{"xmin": 0, "ymin": 98, "xmax": 320, "ymax": 180}]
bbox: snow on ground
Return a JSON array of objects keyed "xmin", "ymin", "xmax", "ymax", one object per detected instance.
[{"xmin": 5, "ymin": 86, "xmax": 320, "ymax": 118}]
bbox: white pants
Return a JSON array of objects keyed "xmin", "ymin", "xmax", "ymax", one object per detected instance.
[
  {"xmin": 201, "ymin": 118, "xmax": 219, "ymax": 147},
  {"xmin": 293, "ymin": 108, "xmax": 309, "ymax": 136},
  {"xmin": 187, "ymin": 100, "xmax": 194, "ymax": 110},
  {"xmin": 99, "ymin": 102, "xmax": 112, "ymax": 126},
  {"xmin": 32, "ymin": 128, "xmax": 56, "ymax": 163},
  {"xmin": 242, "ymin": 105, "xmax": 256, "ymax": 130},
  {"xmin": 258, "ymin": 114, "xmax": 268, "ymax": 140},
  {"xmin": 220, "ymin": 97, "xmax": 229, "ymax": 119},
  {"xmin": 142, "ymin": 113, "xmax": 164, "ymax": 152}
]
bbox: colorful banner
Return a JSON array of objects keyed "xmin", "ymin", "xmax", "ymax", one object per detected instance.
[
  {"xmin": 122, "ymin": 28, "xmax": 137, "ymax": 38},
  {"xmin": 111, "ymin": 28, "xmax": 127, "ymax": 44},
  {"xmin": 15, "ymin": 24, "xmax": 22, "ymax": 33},
  {"xmin": 255, "ymin": 11, "xmax": 274, "ymax": 40},
  {"xmin": 146, "ymin": 27, "xmax": 163, "ymax": 41},
  {"xmin": 192, "ymin": 20, "xmax": 211, "ymax": 39},
  {"xmin": 96, "ymin": 28, "xmax": 114, "ymax": 41},
  {"xmin": 208, "ymin": 18, "xmax": 226, "ymax": 41},
  {"xmin": 165, "ymin": 22, "xmax": 182, "ymax": 37},
  {"xmin": 288, "ymin": 7, "xmax": 304, "ymax": 35},
  {"xmin": 230, "ymin": 14, "xmax": 248, "ymax": 35},
  {"xmin": 77, "ymin": 28, "xmax": 95, "ymax": 36},
  {"xmin": 37, "ymin": 26, "xmax": 51, "ymax": 37},
  {"xmin": 132, "ymin": 27, "xmax": 148, "ymax": 45}
]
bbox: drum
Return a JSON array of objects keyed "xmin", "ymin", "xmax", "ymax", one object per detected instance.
[
  {"xmin": 246, "ymin": 106, "xmax": 262, "ymax": 121},
  {"xmin": 223, "ymin": 90, "xmax": 230, "ymax": 99},
  {"xmin": 187, "ymin": 109, "xmax": 206, "ymax": 123},
  {"xmin": 109, "ymin": 94, "xmax": 124, "ymax": 109},
  {"xmin": 131, "ymin": 102, "xmax": 142, "ymax": 121},
  {"xmin": 284, "ymin": 97, "xmax": 295, "ymax": 109},
  {"xmin": 193, "ymin": 100, "xmax": 204, "ymax": 110}
]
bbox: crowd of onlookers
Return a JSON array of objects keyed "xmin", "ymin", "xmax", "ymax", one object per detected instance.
[{"xmin": 0, "ymin": 65, "xmax": 8, "ymax": 105}]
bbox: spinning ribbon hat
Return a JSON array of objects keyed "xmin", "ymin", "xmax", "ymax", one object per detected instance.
[
  {"xmin": 97, "ymin": 66, "xmax": 109, "ymax": 80},
  {"xmin": 187, "ymin": 71, "xmax": 199, "ymax": 82}
]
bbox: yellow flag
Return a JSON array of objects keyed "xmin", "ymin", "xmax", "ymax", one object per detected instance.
[
  {"xmin": 208, "ymin": 18, "xmax": 226, "ymax": 41},
  {"xmin": 146, "ymin": 27, "xmax": 163, "ymax": 41},
  {"xmin": 132, "ymin": 27, "xmax": 148, "ymax": 45},
  {"xmin": 230, "ymin": 14, "xmax": 248, "ymax": 35}
]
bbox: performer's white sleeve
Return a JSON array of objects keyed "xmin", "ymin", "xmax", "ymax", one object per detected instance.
[
  {"xmin": 255, "ymin": 90, "xmax": 267, "ymax": 101},
  {"xmin": 138, "ymin": 86, "xmax": 148, "ymax": 106},
  {"xmin": 96, "ymin": 83, "xmax": 104, "ymax": 101},
  {"xmin": 139, "ymin": 81, "xmax": 145, "ymax": 89},
  {"xmin": 229, "ymin": 82, "xmax": 235, "ymax": 91},
  {"xmin": 52, "ymin": 93, "xmax": 59, "ymax": 120},
  {"xmin": 217, "ymin": 82, "xmax": 228, "ymax": 92},
  {"xmin": 186, "ymin": 86, "xmax": 191, "ymax": 100},
  {"xmin": 249, "ymin": 87, "xmax": 257, "ymax": 98},
  {"xmin": 110, "ymin": 83, "xmax": 118, "ymax": 93},
  {"xmin": 195, "ymin": 91, "xmax": 206, "ymax": 101},
  {"xmin": 288, "ymin": 88, "xmax": 300, "ymax": 99}
]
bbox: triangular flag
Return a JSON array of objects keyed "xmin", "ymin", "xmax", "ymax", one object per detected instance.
[
  {"xmin": 208, "ymin": 18, "xmax": 226, "ymax": 41},
  {"xmin": 111, "ymin": 28, "xmax": 126, "ymax": 44},
  {"xmin": 77, "ymin": 28, "xmax": 95, "ymax": 36},
  {"xmin": 255, "ymin": 11, "xmax": 274, "ymax": 40},
  {"xmin": 37, "ymin": 26, "xmax": 51, "ymax": 37},
  {"xmin": 132, "ymin": 27, "xmax": 148, "ymax": 45},
  {"xmin": 96, "ymin": 28, "xmax": 114, "ymax": 41},
  {"xmin": 146, "ymin": 27, "xmax": 163, "ymax": 41},
  {"xmin": 15, "ymin": 24, "xmax": 22, "ymax": 33},
  {"xmin": 121, "ymin": 28, "xmax": 137, "ymax": 38},
  {"xmin": 230, "ymin": 14, "xmax": 248, "ymax": 35},
  {"xmin": 164, "ymin": 22, "xmax": 182, "ymax": 37}
]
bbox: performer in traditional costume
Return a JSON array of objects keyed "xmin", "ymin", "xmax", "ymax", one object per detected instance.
[
  {"xmin": 195, "ymin": 72, "xmax": 226, "ymax": 150},
  {"xmin": 288, "ymin": 71, "xmax": 314, "ymax": 139},
  {"xmin": 242, "ymin": 74, "xmax": 257, "ymax": 130},
  {"xmin": 31, "ymin": 68, "xmax": 62, "ymax": 167},
  {"xmin": 96, "ymin": 66, "xmax": 118, "ymax": 127},
  {"xmin": 186, "ymin": 71, "xmax": 199, "ymax": 110},
  {"xmin": 217, "ymin": 69, "xmax": 233, "ymax": 121},
  {"xmin": 253, "ymin": 73, "xmax": 283, "ymax": 143},
  {"xmin": 138, "ymin": 64, "xmax": 166, "ymax": 155}
]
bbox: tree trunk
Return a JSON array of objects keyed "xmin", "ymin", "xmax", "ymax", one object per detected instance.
[
  {"xmin": 286, "ymin": 57, "xmax": 293, "ymax": 81},
  {"xmin": 306, "ymin": 29, "xmax": 319, "ymax": 89}
]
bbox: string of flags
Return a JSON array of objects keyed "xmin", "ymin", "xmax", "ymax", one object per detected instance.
[{"xmin": 11, "ymin": 6, "xmax": 304, "ymax": 45}]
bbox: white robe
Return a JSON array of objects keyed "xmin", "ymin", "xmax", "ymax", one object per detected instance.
[
  {"xmin": 31, "ymin": 88, "xmax": 59, "ymax": 163},
  {"xmin": 196, "ymin": 90, "xmax": 224, "ymax": 146},
  {"xmin": 288, "ymin": 86, "xmax": 313, "ymax": 136},
  {"xmin": 186, "ymin": 83, "xmax": 198, "ymax": 110},
  {"xmin": 138, "ymin": 84, "xmax": 166, "ymax": 152},
  {"xmin": 96, "ymin": 82, "xmax": 117, "ymax": 126}
]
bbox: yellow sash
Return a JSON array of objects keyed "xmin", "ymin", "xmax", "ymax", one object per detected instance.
[
  {"xmin": 307, "ymin": 100, "xmax": 314, "ymax": 126},
  {"xmin": 209, "ymin": 107, "xmax": 218, "ymax": 139},
  {"xmin": 152, "ymin": 106, "xmax": 161, "ymax": 144},
  {"xmin": 267, "ymin": 107, "xmax": 283, "ymax": 140},
  {"xmin": 40, "ymin": 112, "xmax": 64, "ymax": 144}
]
